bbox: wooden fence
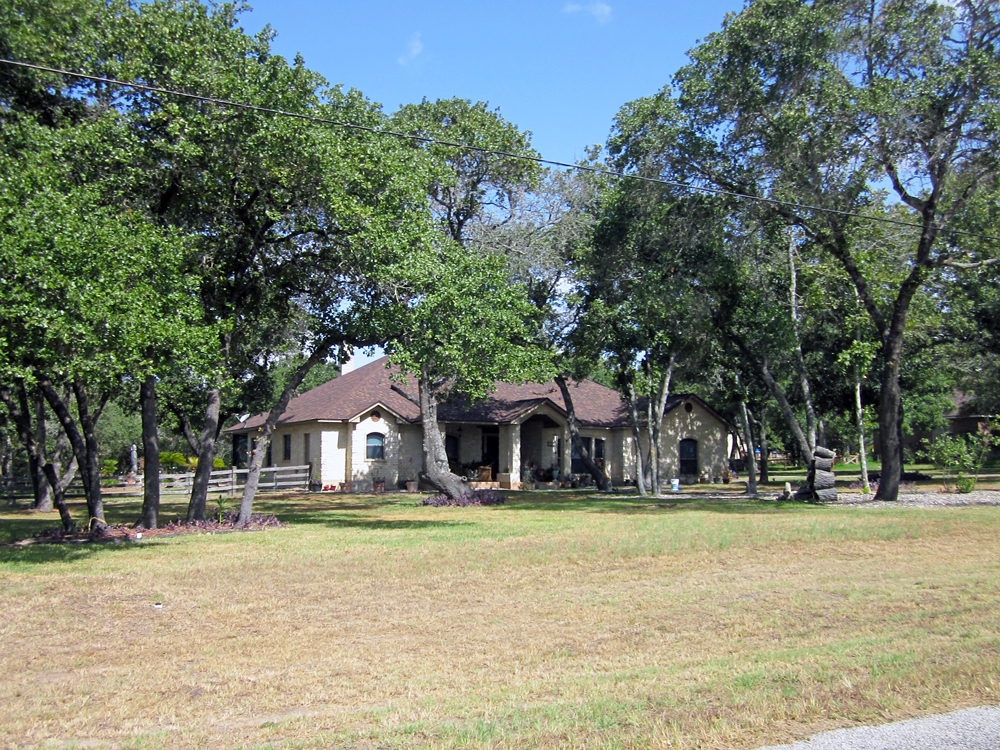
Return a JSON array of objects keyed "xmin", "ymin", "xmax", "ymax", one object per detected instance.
[{"xmin": 2, "ymin": 464, "xmax": 311, "ymax": 502}]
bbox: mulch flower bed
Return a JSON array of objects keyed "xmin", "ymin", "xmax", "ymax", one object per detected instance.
[{"xmin": 7, "ymin": 511, "xmax": 283, "ymax": 546}]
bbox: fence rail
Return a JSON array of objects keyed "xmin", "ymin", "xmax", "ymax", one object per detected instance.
[{"xmin": 2, "ymin": 464, "xmax": 311, "ymax": 502}]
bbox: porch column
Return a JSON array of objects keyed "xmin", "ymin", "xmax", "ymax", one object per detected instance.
[
  {"xmin": 499, "ymin": 424, "xmax": 521, "ymax": 482},
  {"xmin": 561, "ymin": 424, "xmax": 571, "ymax": 482}
]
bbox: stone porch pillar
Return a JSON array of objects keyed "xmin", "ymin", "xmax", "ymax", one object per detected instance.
[
  {"xmin": 499, "ymin": 424, "xmax": 521, "ymax": 485},
  {"xmin": 561, "ymin": 425, "xmax": 572, "ymax": 482}
]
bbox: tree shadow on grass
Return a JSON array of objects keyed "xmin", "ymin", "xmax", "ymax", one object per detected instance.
[{"xmin": 0, "ymin": 538, "xmax": 173, "ymax": 566}]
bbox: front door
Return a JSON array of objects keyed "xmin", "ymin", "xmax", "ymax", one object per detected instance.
[
  {"xmin": 482, "ymin": 430, "xmax": 499, "ymax": 478},
  {"xmin": 679, "ymin": 438, "xmax": 698, "ymax": 476}
]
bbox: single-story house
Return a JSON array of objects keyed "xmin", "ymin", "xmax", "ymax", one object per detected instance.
[{"xmin": 228, "ymin": 357, "xmax": 735, "ymax": 491}]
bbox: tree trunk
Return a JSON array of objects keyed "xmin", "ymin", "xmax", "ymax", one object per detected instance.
[
  {"xmin": 38, "ymin": 377, "xmax": 106, "ymax": 527},
  {"xmin": 236, "ymin": 341, "xmax": 334, "ymax": 527},
  {"xmin": 555, "ymin": 375, "xmax": 613, "ymax": 492},
  {"xmin": 137, "ymin": 375, "xmax": 161, "ymax": 529},
  {"xmin": 850, "ymin": 225, "xmax": 931, "ymax": 501},
  {"xmin": 32, "ymin": 390, "xmax": 53, "ymax": 511},
  {"xmin": 73, "ymin": 379, "xmax": 108, "ymax": 526},
  {"xmin": 622, "ymin": 378, "xmax": 647, "ymax": 497},
  {"xmin": 726, "ymin": 334, "xmax": 812, "ymax": 462},
  {"xmin": 738, "ymin": 398, "xmax": 757, "ymax": 496},
  {"xmin": 874, "ymin": 334, "xmax": 907, "ymax": 502},
  {"xmin": 854, "ymin": 371, "xmax": 871, "ymax": 494},
  {"xmin": 789, "ymin": 233, "xmax": 817, "ymax": 452},
  {"xmin": 0, "ymin": 381, "xmax": 49, "ymax": 512},
  {"xmin": 41, "ymin": 461, "xmax": 76, "ymax": 532},
  {"xmin": 757, "ymin": 358, "xmax": 812, "ymax": 462},
  {"xmin": 754, "ymin": 408, "xmax": 769, "ymax": 484},
  {"xmin": 186, "ymin": 385, "xmax": 222, "ymax": 522},
  {"xmin": 647, "ymin": 355, "xmax": 675, "ymax": 497},
  {"xmin": 418, "ymin": 365, "xmax": 469, "ymax": 500}
]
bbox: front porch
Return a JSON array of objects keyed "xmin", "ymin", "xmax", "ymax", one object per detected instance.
[{"xmin": 439, "ymin": 404, "xmax": 622, "ymax": 488}]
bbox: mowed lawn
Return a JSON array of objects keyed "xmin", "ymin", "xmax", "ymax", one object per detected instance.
[{"xmin": 1, "ymin": 490, "xmax": 999, "ymax": 750}]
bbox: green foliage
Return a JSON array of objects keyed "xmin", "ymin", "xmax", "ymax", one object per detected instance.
[
  {"xmin": 919, "ymin": 424, "xmax": 997, "ymax": 493},
  {"xmin": 385, "ymin": 243, "xmax": 552, "ymax": 400},
  {"xmin": 159, "ymin": 452, "xmax": 188, "ymax": 472},
  {"xmin": 384, "ymin": 97, "xmax": 552, "ymax": 402}
]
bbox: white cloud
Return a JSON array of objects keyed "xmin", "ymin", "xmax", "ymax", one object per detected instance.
[
  {"xmin": 590, "ymin": 2, "xmax": 612, "ymax": 22},
  {"xmin": 397, "ymin": 33, "xmax": 423, "ymax": 66},
  {"xmin": 563, "ymin": 2, "xmax": 613, "ymax": 23}
]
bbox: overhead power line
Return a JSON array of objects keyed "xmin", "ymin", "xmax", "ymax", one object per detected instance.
[{"xmin": 2, "ymin": 58, "xmax": 999, "ymax": 245}]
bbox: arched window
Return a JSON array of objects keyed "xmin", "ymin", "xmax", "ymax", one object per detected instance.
[{"xmin": 366, "ymin": 433, "xmax": 385, "ymax": 460}]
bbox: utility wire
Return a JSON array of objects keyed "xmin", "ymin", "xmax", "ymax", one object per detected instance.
[{"xmin": 3, "ymin": 58, "xmax": 999, "ymax": 245}]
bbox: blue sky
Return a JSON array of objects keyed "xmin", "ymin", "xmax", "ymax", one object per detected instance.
[
  {"xmin": 239, "ymin": 0, "xmax": 748, "ymax": 166},
  {"xmin": 237, "ymin": 1, "xmax": 748, "ymax": 370}
]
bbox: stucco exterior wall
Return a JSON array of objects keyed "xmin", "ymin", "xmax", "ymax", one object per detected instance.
[
  {"xmin": 659, "ymin": 400, "xmax": 729, "ymax": 480},
  {"xmin": 398, "ymin": 424, "xmax": 423, "ymax": 484},
  {"xmin": 618, "ymin": 402, "xmax": 730, "ymax": 487}
]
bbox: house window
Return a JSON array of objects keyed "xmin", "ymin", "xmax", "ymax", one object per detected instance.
[
  {"xmin": 366, "ymin": 432, "xmax": 385, "ymax": 460},
  {"xmin": 679, "ymin": 438, "xmax": 698, "ymax": 476},
  {"xmin": 571, "ymin": 437, "xmax": 594, "ymax": 474},
  {"xmin": 283, "ymin": 434, "xmax": 292, "ymax": 461}
]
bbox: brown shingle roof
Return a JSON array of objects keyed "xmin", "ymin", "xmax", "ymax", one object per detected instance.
[{"xmin": 231, "ymin": 356, "xmax": 640, "ymax": 431}]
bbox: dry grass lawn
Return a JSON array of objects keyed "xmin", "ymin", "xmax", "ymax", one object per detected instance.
[{"xmin": 1, "ymin": 490, "xmax": 999, "ymax": 749}]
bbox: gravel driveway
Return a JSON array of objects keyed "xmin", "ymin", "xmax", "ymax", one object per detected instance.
[
  {"xmin": 835, "ymin": 490, "xmax": 1000, "ymax": 508},
  {"xmin": 753, "ymin": 706, "xmax": 1000, "ymax": 749}
]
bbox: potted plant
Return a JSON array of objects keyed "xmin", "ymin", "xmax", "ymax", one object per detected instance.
[{"xmin": 372, "ymin": 475, "xmax": 386, "ymax": 493}]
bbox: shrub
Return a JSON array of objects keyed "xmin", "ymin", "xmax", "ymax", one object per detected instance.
[
  {"xmin": 956, "ymin": 473, "xmax": 977, "ymax": 494},
  {"xmin": 159, "ymin": 451, "xmax": 189, "ymax": 471},
  {"xmin": 919, "ymin": 423, "xmax": 996, "ymax": 493},
  {"xmin": 421, "ymin": 489, "xmax": 507, "ymax": 507}
]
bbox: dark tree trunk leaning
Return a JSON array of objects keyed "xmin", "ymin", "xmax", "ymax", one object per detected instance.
[
  {"xmin": 137, "ymin": 374, "xmax": 160, "ymax": 529},
  {"xmin": 236, "ymin": 341, "xmax": 334, "ymax": 527},
  {"xmin": 555, "ymin": 375, "xmax": 613, "ymax": 492},
  {"xmin": 38, "ymin": 377, "xmax": 107, "ymax": 527},
  {"xmin": 73, "ymin": 379, "xmax": 108, "ymax": 525},
  {"xmin": 41, "ymin": 462, "xmax": 76, "ymax": 532},
  {"xmin": 186, "ymin": 386, "xmax": 221, "ymax": 522},
  {"xmin": 417, "ymin": 365, "xmax": 469, "ymax": 501},
  {"xmin": 0, "ymin": 381, "xmax": 49, "ymax": 511}
]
